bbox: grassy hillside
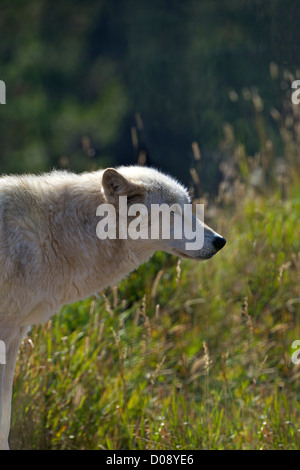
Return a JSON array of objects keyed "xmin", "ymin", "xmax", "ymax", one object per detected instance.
[{"xmin": 10, "ymin": 184, "xmax": 300, "ymax": 449}]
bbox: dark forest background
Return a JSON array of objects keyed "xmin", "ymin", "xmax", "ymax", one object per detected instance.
[{"xmin": 1, "ymin": 0, "xmax": 300, "ymax": 194}]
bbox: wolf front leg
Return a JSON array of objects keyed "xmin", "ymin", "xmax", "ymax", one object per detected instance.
[
  {"xmin": 0, "ymin": 362, "xmax": 6, "ymax": 449},
  {"xmin": 0, "ymin": 327, "xmax": 27, "ymax": 450}
]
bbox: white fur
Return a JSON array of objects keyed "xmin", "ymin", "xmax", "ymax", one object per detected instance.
[{"xmin": 0, "ymin": 165, "xmax": 224, "ymax": 449}]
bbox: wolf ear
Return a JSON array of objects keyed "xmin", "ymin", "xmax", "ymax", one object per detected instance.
[{"xmin": 102, "ymin": 168, "xmax": 145, "ymax": 204}]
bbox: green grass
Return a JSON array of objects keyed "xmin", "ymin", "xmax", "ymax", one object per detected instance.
[{"xmin": 10, "ymin": 191, "xmax": 300, "ymax": 449}]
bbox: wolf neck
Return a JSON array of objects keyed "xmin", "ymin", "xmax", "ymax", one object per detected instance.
[
  {"xmin": 55, "ymin": 239, "xmax": 155, "ymax": 306},
  {"xmin": 48, "ymin": 208, "xmax": 155, "ymax": 305},
  {"xmin": 4, "ymin": 170, "xmax": 155, "ymax": 307}
]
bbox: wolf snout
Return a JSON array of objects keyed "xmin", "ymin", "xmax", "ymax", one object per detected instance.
[{"xmin": 212, "ymin": 235, "xmax": 226, "ymax": 252}]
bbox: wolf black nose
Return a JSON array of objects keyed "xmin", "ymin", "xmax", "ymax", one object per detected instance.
[{"xmin": 213, "ymin": 236, "xmax": 226, "ymax": 252}]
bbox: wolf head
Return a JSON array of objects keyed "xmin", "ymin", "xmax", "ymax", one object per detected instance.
[{"xmin": 102, "ymin": 166, "xmax": 226, "ymax": 261}]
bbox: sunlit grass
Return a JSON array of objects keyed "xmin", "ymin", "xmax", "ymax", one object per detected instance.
[{"xmin": 10, "ymin": 191, "xmax": 300, "ymax": 449}]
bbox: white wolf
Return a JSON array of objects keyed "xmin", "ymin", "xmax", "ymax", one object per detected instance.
[{"xmin": 0, "ymin": 165, "xmax": 226, "ymax": 449}]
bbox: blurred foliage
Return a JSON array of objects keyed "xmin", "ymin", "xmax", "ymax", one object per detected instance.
[{"xmin": 1, "ymin": 0, "xmax": 300, "ymax": 192}]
